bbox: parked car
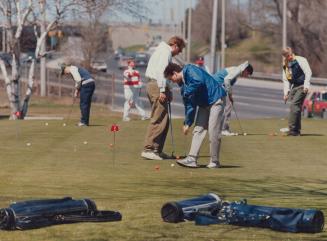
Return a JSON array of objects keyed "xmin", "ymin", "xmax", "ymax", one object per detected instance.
[
  {"xmin": 302, "ymin": 88, "xmax": 327, "ymax": 118},
  {"xmin": 134, "ymin": 52, "xmax": 149, "ymax": 67},
  {"xmin": 91, "ymin": 61, "xmax": 107, "ymax": 72},
  {"xmin": 0, "ymin": 52, "xmax": 12, "ymax": 67}
]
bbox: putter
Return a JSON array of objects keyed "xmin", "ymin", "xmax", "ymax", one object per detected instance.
[
  {"xmin": 232, "ymin": 104, "xmax": 245, "ymax": 135},
  {"xmin": 167, "ymin": 102, "xmax": 175, "ymax": 158}
]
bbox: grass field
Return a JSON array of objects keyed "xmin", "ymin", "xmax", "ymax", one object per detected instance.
[{"xmin": 0, "ymin": 99, "xmax": 326, "ymax": 241}]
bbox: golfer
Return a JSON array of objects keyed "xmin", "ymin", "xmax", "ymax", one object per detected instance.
[
  {"xmin": 282, "ymin": 47, "xmax": 312, "ymax": 136},
  {"xmin": 122, "ymin": 59, "xmax": 147, "ymax": 121},
  {"xmin": 141, "ymin": 36, "xmax": 186, "ymax": 161},
  {"xmin": 213, "ymin": 61, "xmax": 253, "ymax": 136},
  {"xmin": 61, "ymin": 64, "xmax": 95, "ymax": 126},
  {"xmin": 164, "ymin": 63, "xmax": 226, "ymax": 168}
]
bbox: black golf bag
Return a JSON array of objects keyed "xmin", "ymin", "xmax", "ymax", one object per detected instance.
[
  {"xmin": 161, "ymin": 194, "xmax": 324, "ymax": 233},
  {"xmin": 161, "ymin": 193, "xmax": 222, "ymax": 223},
  {"xmin": 0, "ymin": 197, "xmax": 122, "ymax": 230}
]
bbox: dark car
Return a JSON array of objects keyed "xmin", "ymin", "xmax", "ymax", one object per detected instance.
[
  {"xmin": 134, "ymin": 52, "xmax": 149, "ymax": 67},
  {"xmin": 0, "ymin": 52, "xmax": 12, "ymax": 67}
]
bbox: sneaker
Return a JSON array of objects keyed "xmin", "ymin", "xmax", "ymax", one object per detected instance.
[
  {"xmin": 123, "ymin": 117, "xmax": 131, "ymax": 122},
  {"xmin": 207, "ymin": 161, "xmax": 220, "ymax": 169},
  {"xmin": 141, "ymin": 116, "xmax": 149, "ymax": 121},
  {"xmin": 77, "ymin": 122, "xmax": 87, "ymax": 127},
  {"xmin": 222, "ymin": 130, "xmax": 237, "ymax": 136},
  {"xmin": 176, "ymin": 156, "xmax": 198, "ymax": 168},
  {"xmin": 159, "ymin": 152, "xmax": 172, "ymax": 159},
  {"xmin": 141, "ymin": 151, "xmax": 163, "ymax": 160}
]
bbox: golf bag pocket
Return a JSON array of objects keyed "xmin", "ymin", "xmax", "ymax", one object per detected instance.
[
  {"xmin": 0, "ymin": 197, "xmax": 122, "ymax": 230},
  {"xmin": 161, "ymin": 193, "xmax": 222, "ymax": 223}
]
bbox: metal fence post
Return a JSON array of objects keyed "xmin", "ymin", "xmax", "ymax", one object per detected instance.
[{"xmin": 111, "ymin": 73, "xmax": 115, "ymax": 111}]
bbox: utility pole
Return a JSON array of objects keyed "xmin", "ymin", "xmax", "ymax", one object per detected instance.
[
  {"xmin": 40, "ymin": 0, "xmax": 47, "ymax": 97},
  {"xmin": 182, "ymin": 0, "xmax": 187, "ymax": 60},
  {"xmin": 186, "ymin": 0, "xmax": 192, "ymax": 63},
  {"xmin": 282, "ymin": 0, "xmax": 287, "ymax": 49},
  {"xmin": 210, "ymin": 0, "xmax": 218, "ymax": 73},
  {"xmin": 2, "ymin": 27, "xmax": 6, "ymax": 52},
  {"xmin": 221, "ymin": 0, "xmax": 226, "ymax": 69}
]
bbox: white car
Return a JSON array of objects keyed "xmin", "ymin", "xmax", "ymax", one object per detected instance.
[{"xmin": 91, "ymin": 61, "xmax": 107, "ymax": 72}]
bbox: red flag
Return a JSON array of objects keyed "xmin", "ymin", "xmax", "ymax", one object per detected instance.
[{"xmin": 110, "ymin": 124, "xmax": 119, "ymax": 132}]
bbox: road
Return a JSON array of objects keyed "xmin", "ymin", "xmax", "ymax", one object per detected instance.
[{"xmin": 107, "ymin": 56, "xmax": 289, "ymax": 120}]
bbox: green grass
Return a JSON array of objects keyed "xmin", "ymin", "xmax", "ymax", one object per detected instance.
[{"xmin": 0, "ymin": 101, "xmax": 327, "ymax": 241}]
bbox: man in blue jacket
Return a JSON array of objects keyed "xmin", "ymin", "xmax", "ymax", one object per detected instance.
[{"xmin": 164, "ymin": 63, "xmax": 226, "ymax": 168}]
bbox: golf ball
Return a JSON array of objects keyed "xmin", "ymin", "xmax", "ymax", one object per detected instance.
[
  {"xmin": 83, "ymin": 141, "xmax": 88, "ymax": 145},
  {"xmin": 243, "ymin": 133, "xmax": 247, "ymax": 136},
  {"xmin": 63, "ymin": 123, "xmax": 66, "ymax": 127},
  {"xmin": 26, "ymin": 143, "xmax": 31, "ymax": 146},
  {"xmin": 171, "ymin": 163, "xmax": 175, "ymax": 167},
  {"xmin": 45, "ymin": 122, "xmax": 49, "ymax": 126}
]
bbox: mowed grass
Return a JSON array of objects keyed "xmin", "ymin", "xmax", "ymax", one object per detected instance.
[{"xmin": 0, "ymin": 101, "xmax": 327, "ymax": 241}]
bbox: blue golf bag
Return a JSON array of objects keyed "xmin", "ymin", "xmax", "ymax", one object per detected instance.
[
  {"xmin": 0, "ymin": 197, "xmax": 122, "ymax": 230},
  {"xmin": 161, "ymin": 194, "xmax": 324, "ymax": 233},
  {"xmin": 161, "ymin": 193, "xmax": 222, "ymax": 223}
]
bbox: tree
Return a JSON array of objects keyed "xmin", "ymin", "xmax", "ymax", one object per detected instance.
[
  {"xmin": 0, "ymin": 0, "xmax": 76, "ymax": 119},
  {"xmin": 251, "ymin": 0, "xmax": 327, "ymax": 75}
]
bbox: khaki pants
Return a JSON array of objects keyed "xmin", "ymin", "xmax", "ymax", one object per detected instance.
[
  {"xmin": 143, "ymin": 80, "xmax": 170, "ymax": 153},
  {"xmin": 188, "ymin": 98, "xmax": 226, "ymax": 163}
]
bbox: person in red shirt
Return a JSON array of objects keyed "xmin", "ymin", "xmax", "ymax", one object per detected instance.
[{"xmin": 123, "ymin": 59, "xmax": 147, "ymax": 121}]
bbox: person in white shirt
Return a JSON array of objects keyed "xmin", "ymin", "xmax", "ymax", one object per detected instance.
[
  {"xmin": 282, "ymin": 47, "xmax": 312, "ymax": 136},
  {"xmin": 141, "ymin": 36, "xmax": 186, "ymax": 161},
  {"xmin": 61, "ymin": 64, "xmax": 95, "ymax": 127},
  {"xmin": 122, "ymin": 59, "xmax": 147, "ymax": 121},
  {"xmin": 212, "ymin": 61, "xmax": 253, "ymax": 136}
]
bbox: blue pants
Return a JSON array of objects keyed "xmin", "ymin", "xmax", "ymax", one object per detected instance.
[{"xmin": 80, "ymin": 82, "xmax": 95, "ymax": 125}]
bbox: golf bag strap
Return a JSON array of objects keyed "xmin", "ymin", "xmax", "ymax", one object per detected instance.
[{"xmin": 53, "ymin": 210, "xmax": 122, "ymax": 223}]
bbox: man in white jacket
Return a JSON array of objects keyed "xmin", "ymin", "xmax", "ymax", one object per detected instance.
[
  {"xmin": 141, "ymin": 36, "xmax": 186, "ymax": 160},
  {"xmin": 282, "ymin": 47, "xmax": 312, "ymax": 136}
]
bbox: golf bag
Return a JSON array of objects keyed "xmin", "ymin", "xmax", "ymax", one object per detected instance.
[
  {"xmin": 161, "ymin": 193, "xmax": 222, "ymax": 223},
  {"xmin": 0, "ymin": 197, "xmax": 122, "ymax": 230},
  {"xmin": 161, "ymin": 194, "xmax": 324, "ymax": 233}
]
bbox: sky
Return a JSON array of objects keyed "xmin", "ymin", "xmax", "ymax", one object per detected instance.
[{"xmin": 109, "ymin": 0, "xmax": 198, "ymax": 24}]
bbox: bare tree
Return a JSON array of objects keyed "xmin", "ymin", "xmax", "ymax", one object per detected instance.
[
  {"xmin": 251, "ymin": 0, "xmax": 327, "ymax": 75},
  {"xmin": 0, "ymin": 0, "xmax": 77, "ymax": 119}
]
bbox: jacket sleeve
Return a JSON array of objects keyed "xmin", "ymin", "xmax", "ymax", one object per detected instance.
[
  {"xmin": 297, "ymin": 56, "xmax": 312, "ymax": 90},
  {"xmin": 182, "ymin": 67, "xmax": 202, "ymax": 126},
  {"xmin": 70, "ymin": 66, "xmax": 82, "ymax": 89},
  {"xmin": 282, "ymin": 67, "xmax": 290, "ymax": 96},
  {"xmin": 224, "ymin": 61, "xmax": 248, "ymax": 95}
]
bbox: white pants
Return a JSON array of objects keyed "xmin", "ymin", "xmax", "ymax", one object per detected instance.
[
  {"xmin": 123, "ymin": 87, "xmax": 146, "ymax": 119},
  {"xmin": 188, "ymin": 98, "xmax": 226, "ymax": 164}
]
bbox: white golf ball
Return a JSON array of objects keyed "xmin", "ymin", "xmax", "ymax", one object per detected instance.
[
  {"xmin": 45, "ymin": 122, "xmax": 48, "ymax": 126},
  {"xmin": 63, "ymin": 123, "xmax": 66, "ymax": 127},
  {"xmin": 171, "ymin": 163, "xmax": 175, "ymax": 167},
  {"xmin": 243, "ymin": 133, "xmax": 247, "ymax": 136},
  {"xmin": 26, "ymin": 143, "xmax": 31, "ymax": 146},
  {"xmin": 83, "ymin": 141, "xmax": 88, "ymax": 145}
]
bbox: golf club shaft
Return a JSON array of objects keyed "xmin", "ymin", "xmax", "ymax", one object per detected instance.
[
  {"xmin": 232, "ymin": 104, "xmax": 244, "ymax": 134},
  {"xmin": 168, "ymin": 102, "xmax": 175, "ymax": 156}
]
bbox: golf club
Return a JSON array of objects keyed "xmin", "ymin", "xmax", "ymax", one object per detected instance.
[
  {"xmin": 232, "ymin": 104, "xmax": 246, "ymax": 135},
  {"xmin": 167, "ymin": 102, "xmax": 175, "ymax": 158}
]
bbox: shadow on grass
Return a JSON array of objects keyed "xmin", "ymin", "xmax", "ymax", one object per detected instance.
[
  {"xmin": 300, "ymin": 134, "xmax": 324, "ymax": 137},
  {"xmin": 197, "ymin": 164, "xmax": 241, "ymax": 169},
  {"xmin": 88, "ymin": 124, "xmax": 106, "ymax": 127}
]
